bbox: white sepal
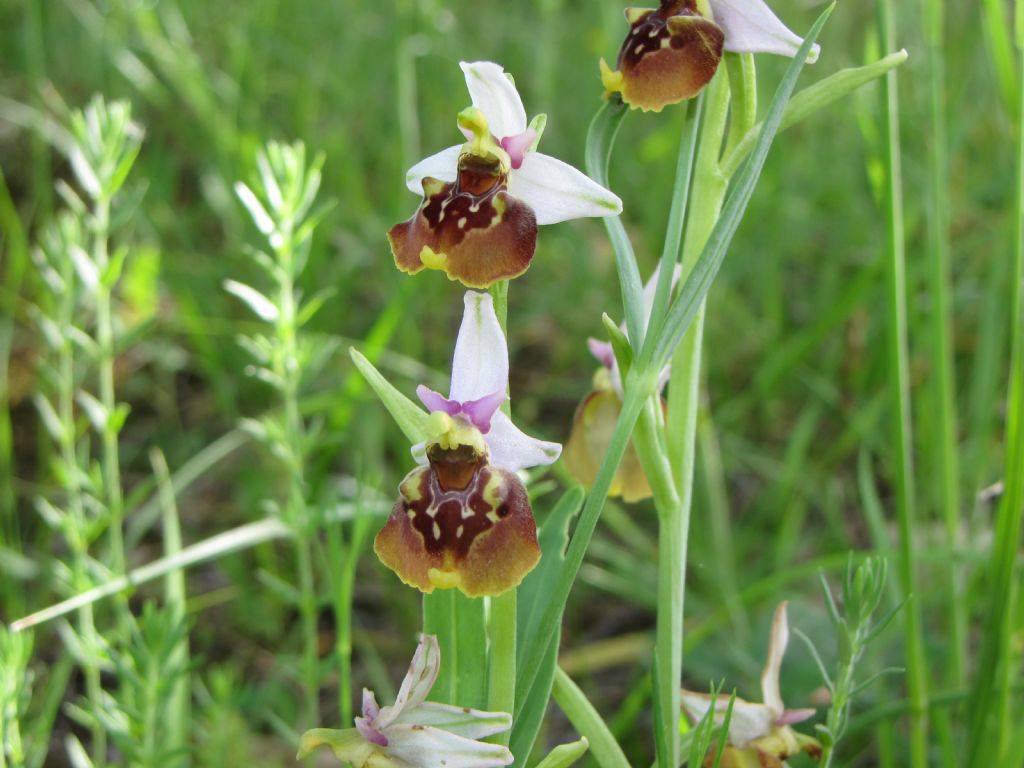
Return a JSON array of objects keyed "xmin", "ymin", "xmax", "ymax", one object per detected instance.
[
  {"xmin": 486, "ymin": 411, "xmax": 562, "ymax": 472},
  {"xmin": 405, "ymin": 144, "xmax": 461, "ymax": 195},
  {"xmin": 509, "ymin": 152, "xmax": 623, "ymax": 226},
  {"xmin": 449, "ymin": 292, "xmax": 508, "ymax": 403},
  {"xmin": 460, "ymin": 61, "xmax": 528, "ymax": 139},
  {"xmin": 711, "ymin": 0, "xmax": 821, "ymax": 62},
  {"xmin": 385, "ymin": 723, "xmax": 514, "ymax": 768}
]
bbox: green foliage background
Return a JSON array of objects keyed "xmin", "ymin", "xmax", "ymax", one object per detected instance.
[{"xmin": 0, "ymin": 0, "xmax": 1017, "ymax": 765}]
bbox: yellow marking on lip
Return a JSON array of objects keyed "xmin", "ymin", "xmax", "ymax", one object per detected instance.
[
  {"xmin": 428, "ymin": 567, "xmax": 462, "ymax": 591},
  {"xmin": 600, "ymin": 59, "xmax": 624, "ymax": 94},
  {"xmin": 420, "ymin": 246, "xmax": 448, "ymax": 272}
]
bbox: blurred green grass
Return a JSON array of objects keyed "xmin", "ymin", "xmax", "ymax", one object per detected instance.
[{"xmin": 0, "ymin": 0, "xmax": 1017, "ymax": 765}]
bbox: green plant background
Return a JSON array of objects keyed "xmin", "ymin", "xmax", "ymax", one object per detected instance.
[{"xmin": 0, "ymin": 0, "xmax": 1018, "ymax": 765}]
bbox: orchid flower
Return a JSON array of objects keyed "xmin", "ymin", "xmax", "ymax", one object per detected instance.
[
  {"xmin": 374, "ymin": 291, "xmax": 561, "ymax": 597},
  {"xmin": 681, "ymin": 603, "xmax": 821, "ymax": 767},
  {"xmin": 564, "ymin": 265, "xmax": 678, "ymax": 501},
  {"xmin": 299, "ymin": 635, "xmax": 513, "ymax": 767},
  {"xmin": 600, "ymin": 0, "xmax": 821, "ymax": 112},
  {"xmin": 388, "ymin": 61, "xmax": 622, "ymax": 288}
]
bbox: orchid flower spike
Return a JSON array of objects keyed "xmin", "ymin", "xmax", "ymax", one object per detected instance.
[
  {"xmin": 564, "ymin": 264, "xmax": 678, "ymax": 501},
  {"xmin": 681, "ymin": 602, "xmax": 822, "ymax": 767},
  {"xmin": 600, "ymin": 0, "xmax": 821, "ymax": 112},
  {"xmin": 299, "ymin": 634, "xmax": 513, "ymax": 767},
  {"xmin": 389, "ymin": 61, "xmax": 623, "ymax": 288},
  {"xmin": 374, "ymin": 291, "xmax": 561, "ymax": 597}
]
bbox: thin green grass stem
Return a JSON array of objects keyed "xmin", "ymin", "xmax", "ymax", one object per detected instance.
[
  {"xmin": 964, "ymin": 29, "xmax": 1024, "ymax": 764},
  {"xmin": 0, "ymin": 169, "xmax": 27, "ymax": 546},
  {"xmin": 151, "ymin": 448, "xmax": 190, "ymax": 767},
  {"xmin": 551, "ymin": 667, "xmax": 630, "ymax": 768},
  {"xmin": 876, "ymin": 1, "xmax": 929, "ymax": 762},
  {"xmin": 922, "ymin": 0, "xmax": 965, "ymax": 694}
]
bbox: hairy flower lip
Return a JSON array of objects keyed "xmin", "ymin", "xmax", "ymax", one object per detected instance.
[{"xmin": 603, "ymin": 0, "xmax": 819, "ymax": 111}]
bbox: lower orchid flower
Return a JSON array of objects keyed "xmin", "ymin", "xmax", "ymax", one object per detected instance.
[
  {"xmin": 298, "ymin": 634, "xmax": 513, "ymax": 767},
  {"xmin": 600, "ymin": 0, "xmax": 820, "ymax": 112},
  {"xmin": 681, "ymin": 602, "xmax": 822, "ymax": 767},
  {"xmin": 374, "ymin": 291, "xmax": 561, "ymax": 597}
]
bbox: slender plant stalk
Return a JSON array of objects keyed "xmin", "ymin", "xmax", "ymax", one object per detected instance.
[
  {"xmin": 921, "ymin": 0, "xmax": 965, "ymax": 693},
  {"xmin": 151, "ymin": 449, "xmax": 190, "ymax": 767},
  {"xmin": 488, "ymin": 278, "xmax": 515, "ymax": 740},
  {"xmin": 627, "ymin": 93, "xmax": 705, "ymax": 768},
  {"xmin": 92, "ymin": 196, "xmax": 127, "ymax": 578},
  {"xmin": 54, "ymin": 240, "xmax": 106, "ymax": 762},
  {"xmin": 278, "ymin": 236, "xmax": 320, "ymax": 732},
  {"xmin": 653, "ymin": 72, "xmax": 729, "ymax": 768},
  {"xmin": 0, "ymin": 170, "xmax": 28, "ymax": 546},
  {"xmin": 876, "ymin": 2, "xmax": 929, "ymax": 763},
  {"xmin": 965, "ymin": 20, "xmax": 1024, "ymax": 763}
]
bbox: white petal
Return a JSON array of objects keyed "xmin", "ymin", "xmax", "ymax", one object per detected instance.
[
  {"xmin": 459, "ymin": 61, "xmax": 527, "ymax": 139},
  {"xmin": 449, "ymin": 292, "xmax": 508, "ymax": 403},
  {"xmin": 680, "ymin": 690, "xmax": 776, "ymax": 747},
  {"xmin": 486, "ymin": 411, "xmax": 561, "ymax": 472},
  {"xmin": 761, "ymin": 601, "xmax": 790, "ymax": 716},
  {"xmin": 405, "ymin": 144, "xmax": 462, "ymax": 195},
  {"xmin": 376, "ymin": 635, "xmax": 440, "ymax": 730},
  {"xmin": 508, "ymin": 152, "xmax": 622, "ymax": 226},
  {"xmin": 711, "ymin": 0, "xmax": 820, "ymax": 62},
  {"xmin": 394, "ymin": 702, "xmax": 511, "ymax": 739},
  {"xmin": 384, "ymin": 724, "xmax": 513, "ymax": 767}
]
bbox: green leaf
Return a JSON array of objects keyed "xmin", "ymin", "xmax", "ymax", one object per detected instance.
[
  {"xmin": 511, "ymin": 487, "xmax": 584, "ymax": 766},
  {"xmin": 601, "ymin": 313, "xmax": 632, "ymax": 377},
  {"xmin": 721, "ymin": 49, "xmax": 908, "ymax": 177},
  {"xmin": 650, "ymin": 4, "xmax": 835, "ymax": 369},
  {"xmin": 584, "ymin": 102, "xmax": 645, "ymax": 349},
  {"xmin": 101, "ymin": 245, "xmax": 130, "ymax": 289},
  {"xmin": 349, "ymin": 348, "xmax": 429, "ymax": 444},
  {"xmin": 532, "ymin": 737, "xmax": 589, "ymax": 768},
  {"xmin": 552, "ymin": 667, "xmax": 630, "ymax": 768},
  {"xmin": 223, "ymin": 279, "xmax": 278, "ymax": 322}
]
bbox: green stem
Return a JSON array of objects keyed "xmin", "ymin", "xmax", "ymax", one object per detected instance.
[
  {"xmin": 876, "ymin": 2, "xmax": 929, "ymax": 763},
  {"xmin": 631, "ymin": 397, "xmax": 682, "ymax": 768},
  {"xmin": 488, "ymin": 590, "xmax": 516, "ymax": 744},
  {"xmin": 57, "ymin": 245, "xmax": 106, "ymax": 762},
  {"xmin": 487, "ymin": 278, "xmax": 515, "ymax": 733},
  {"xmin": 922, "ymin": 0, "xmax": 965, "ymax": 691},
  {"xmin": 965, "ymin": 24, "xmax": 1024, "ymax": 764},
  {"xmin": 278, "ymin": 239, "xmax": 319, "ymax": 732}
]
